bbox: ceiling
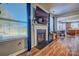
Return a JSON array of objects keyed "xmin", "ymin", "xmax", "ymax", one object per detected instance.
[{"xmin": 38, "ymin": 3, "xmax": 79, "ymax": 17}]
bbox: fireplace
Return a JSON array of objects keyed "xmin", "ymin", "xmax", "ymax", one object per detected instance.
[
  {"xmin": 37, "ymin": 29, "xmax": 46, "ymax": 43},
  {"xmin": 36, "ymin": 29, "xmax": 48, "ymax": 49},
  {"xmin": 31, "ymin": 6, "xmax": 48, "ymax": 49}
]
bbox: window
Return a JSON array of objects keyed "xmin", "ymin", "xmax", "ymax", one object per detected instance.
[
  {"xmin": 0, "ymin": 19, "xmax": 27, "ymax": 42},
  {"xmin": 57, "ymin": 21, "xmax": 66, "ymax": 31},
  {"xmin": 0, "ymin": 4, "xmax": 28, "ymax": 42},
  {"xmin": 71, "ymin": 22, "xmax": 79, "ymax": 28},
  {"xmin": 50, "ymin": 16, "xmax": 53, "ymax": 32}
]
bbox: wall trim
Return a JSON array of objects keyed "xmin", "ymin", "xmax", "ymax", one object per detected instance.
[{"xmin": 9, "ymin": 48, "xmax": 27, "ymax": 56}]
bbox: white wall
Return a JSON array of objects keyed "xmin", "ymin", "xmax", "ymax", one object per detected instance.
[{"xmin": 0, "ymin": 39, "xmax": 26, "ymax": 56}]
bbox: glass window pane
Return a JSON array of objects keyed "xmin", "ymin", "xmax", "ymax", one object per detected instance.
[
  {"xmin": 0, "ymin": 3, "xmax": 29, "ymax": 55},
  {"xmin": 71, "ymin": 22, "xmax": 79, "ymax": 28},
  {"xmin": 0, "ymin": 19, "xmax": 27, "ymax": 42},
  {"xmin": 0, "ymin": 4, "xmax": 28, "ymax": 42},
  {"xmin": 57, "ymin": 21, "xmax": 66, "ymax": 31},
  {"xmin": 50, "ymin": 16, "xmax": 53, "ymax": 32}
]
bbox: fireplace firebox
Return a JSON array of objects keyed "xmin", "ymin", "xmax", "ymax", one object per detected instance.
[
  {"xmin": 37, "ymin": 29, "xmax": 46, "ymax": 43},
  {"xmin": 36, "ymin": 29, "xmax": 48, "ymax": 49}
]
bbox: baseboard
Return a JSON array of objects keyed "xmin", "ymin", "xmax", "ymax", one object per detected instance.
[
  {"xmin": 32, "ymin": 45, "xmax": 35, "ymax": 48},
  {"xmin": 9, "ymin": 48, "xmax": 27, "ymax": 56}
]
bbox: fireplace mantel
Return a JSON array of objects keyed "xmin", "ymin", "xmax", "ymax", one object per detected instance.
[
  {"xmin": 34, "ymin": 25, "xmax": 48, "ymax": 46},
  {"xmin": 31, "ymin": 23, "xmax": 48, "ymax": 47}
]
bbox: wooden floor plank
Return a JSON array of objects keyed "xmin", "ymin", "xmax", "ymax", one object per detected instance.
[{"xmin": 18, "ymin": 35, "xmax": 79, "ymax": 56}]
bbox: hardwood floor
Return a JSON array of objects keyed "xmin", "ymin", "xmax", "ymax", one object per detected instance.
[
  {"xmin": 31, "ymin": 47, "xmax": 40, "ymax": 55},
  {"xmin": 18, "ymin": 35, "xmax": 79, "ymax": 56},
  {"xmin": 34, "ymin": 36, "xmax": 79, "ymax": 56},
  {"xmin": 17, "ymin": 51, "xmax": 31, "ymax": 56},
  {"xmin": 34, "ymin": 40, "xmax": 71, "ymax": 56}
]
